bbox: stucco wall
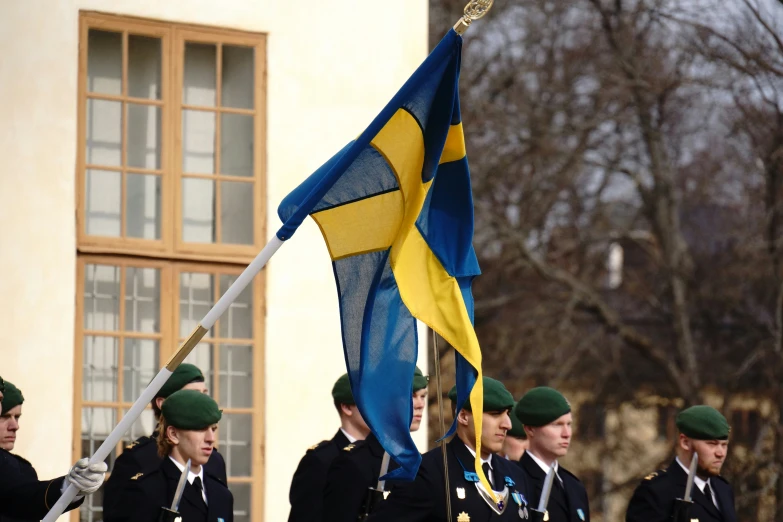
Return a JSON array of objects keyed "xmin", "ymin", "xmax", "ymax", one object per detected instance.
[{"xmin": 0, "ymin": 1, "xmax": 429, "ymax": 520}]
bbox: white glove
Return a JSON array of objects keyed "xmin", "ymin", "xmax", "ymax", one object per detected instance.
[{"xmin": 66, "ymin": 458, "xmax": 108, "ymax": 494}]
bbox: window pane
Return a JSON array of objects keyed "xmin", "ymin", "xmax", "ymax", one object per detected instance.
[
  {"xmin": 182, "ymin": 110, "xmax": 216, "ymax": 174},
  {"xmin": 180, "ymin": 272, "xmax": 215, "ymax": 337},
  {"xmin": 221, "ymin": 45, "xmax": 254, "ymax": 109},
  {"xmin": 219, "ymin": 275, "xmax": 252, "ymax": 339},
  {"xmin": 86, "ymin": 99, "xmax": 122, "ymax": 167},
  {"xmin": 219, "ymin": 345, "xmax": 252, "ymax": 408},
  {"xmin": 219, "ymin": 413, "xmax": 252, "ymax": 476},
  {"xmin": 84, "ymin": 264, "xmax": 120, "ymax": 331},
  {"xmin": 79, "ymin": 483, "xmax": 105, "ymax": 522},
  {"xmin": 123, "ymin": 339, "xmax": 159, "ymax": 402},
  {"xmin": 81, "ymin": 407, "xmax": 117, "ymax": 467},
  {"xmin": 184, "ymin": 342, "xmax": 214, "ymax": 394},
  {"xmin": 126, "ymin": 174, "xmax": 162, "ymax": 240},
  {"xmin": 230, "ymin": 483, "xmax": 251, "ymax": 522},
  {"xmin": 127, "ymin": 104, "xmax": 161, "ymax": 169},
  {"xmin": 122, "ymin": 408, "xmax": 156, "ymax": 442},
  {"xmin": 221, "ymin": 113, "xmax": 253, "ymax": 177},
  {"xmin": 86, "ymin": 169, "xmax": 121, "ymax": 237},
  {"xmin": 87, "ymin": 29, "xmax": 121, "ymax": 95},
  {"xmin": 128, "ymin": 35, "xmax": 162, "ymax": 99},
  {"xmin": 221, "ymin": 181, "xmax": 253, "ymax": 245},
  {"xmin": 125, "ymin": 267, "xmax": 160, "ymax": 332},
  {"xmin": 83, "ymin": 336, "xmax": 119, "ymax": 402},
  {"xmin": 184, "ymin": 42, "xmax": 216, "ymax": 106},
  {"xmin": 182, "ymin": 177, "xmax": 216, "ymax": 243}
]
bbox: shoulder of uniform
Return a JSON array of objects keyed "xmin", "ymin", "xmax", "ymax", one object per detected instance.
[
  {"xmin": 342, "ymin": 442, "xmax": 358, "ymax": 452},
  {"xmin": 10, "ymin": 453, "xmax": 33, "ymax": 467},
  {"xmin": 342, "ymin": 440, "xmax": 371, "ymax": 453},
  {"xmin": 643, "ymin": 469, "xmax": 668, "ymax": 482},
  {"xmin": 712, "ymin": 474, "xmax": 730, "ymax": 485},
  {"xmin": 558, "ymin": 466, "xmax": 582, "ymax": 483},
  {"xmin": 307, "ymin": 440, "xmax": 330, "ymax": 452},
  {"xmin": 124, "ymin": 436, "xmax": 153, "ymax": 451}
]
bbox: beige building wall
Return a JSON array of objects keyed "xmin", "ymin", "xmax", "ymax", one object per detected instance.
[{"xmin": 0, "ymin": 0, "xmax": 429, "ymax": 520}]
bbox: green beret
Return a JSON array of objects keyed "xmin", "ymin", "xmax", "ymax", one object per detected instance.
[
  {"xmin": 413, "ymin": 367, "xmax": 429, "ymax": 392},
  {"xmin": 676, "ymin": 405, "xmax": 729, "ymax": 440},
  {"xmin": 0, "ymin": 375, "xmax": 4, "ymax": 395},
  {"xmin": 332, "ymin": 374, "xmax": 355, "ymax": 405},
  {"xmin": 1, "ymin": 381, "xmax": 24, "ymax": 414},
  {"xmin": 514, "ymin": 387, "xmax": 571, "ymax": 427},
  {"xmin": 157, "ymin": 364, "xmax": 204, "ymax": 399},
  {"xmin": 448, "ymin": 377, "xmax": 514, "ymax": 412},
  {"xmin": 161, "ymin": 390, "xmax": 222, "ymax": 430},
  {"xmin": 508, "ymin": 402, "xmax": 527, "ymax": 438}
]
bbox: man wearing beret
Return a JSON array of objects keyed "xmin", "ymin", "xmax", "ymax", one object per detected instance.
[
  {"xmin": 103, "ymin": 363, "xmax": 227, "ymax": 519},
  {"xmin": 367, "ymin": 376, "xmax": 532, "ymax": 521},
  {"xmin": 501, "ymin": 402, "xmax": 529, "ymax": 462},
  {"xmin": 515, "ymin": 387, "xmax": 590, "ymax": 522},
  {"xmin": 288, "ymin": 373, "xmax": 371, "ymax": 522},
  {"xmin": 0, "ymin": 375, "xmax": 107, "ymax": 520},
  {"xmin": 0, "ymin": 380, "xmax": 36, "ymax": 522},
  {"xmin": 322, "ymin": 367, "xmax": 429, "ymax": 522},
  {"xmin": 626, "ymin": 405, "xmax": 736, "ymax": 522},
  {"xmin": 105, "ymin": 389, "xmax": 233, "ymax": 522}
]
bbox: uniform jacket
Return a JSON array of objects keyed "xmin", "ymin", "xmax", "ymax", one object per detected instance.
[
  {"xmin": 0, "ymin": 449, "xmax": 83, "ymax": 520},
  {"xmin": 288, "ymin": 429, "xmax": 351, "ymax": 522},
  {"xmin": 103, "ymin": 456, "xmax": 233, "ymax": 522},
  {"xmin": 0, "ymin": 453, "xmax": 40, "ymax": 522},
  {"xmin": 367, "ymin": 436, "xmax": 532, "ymax": 522},
  {"xmin": 626, "ymin": 459, "xmax": 736, "ymax": 522},
  {"xmin": 103, "ymin": 433, "xmax": 227, "ymax": 520},
  {"xmin": 516, "ymin": 452, "xmax": 590, "ymax": 522}
]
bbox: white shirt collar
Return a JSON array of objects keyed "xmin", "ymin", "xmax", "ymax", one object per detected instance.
[
  {"xmin": 340, "ymin": 428, "xmax": 358, "ymax": 444},
  {"xmin": 527, "ymin": 450, "xmax": 559, "ymax": 476},
  {"xmin": 676, "ymin": 456, "xmax": 711, "ymax": 493},
  {"xmin": 463, "ymin": 442, "xmax": 493, "ymax": 468},
  {"xmin": 169, "ymin": 456, "xmax": 207, "ymax": 503}
]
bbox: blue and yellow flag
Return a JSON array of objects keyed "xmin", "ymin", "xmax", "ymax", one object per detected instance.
[{"xmin": 277, "ymin": 30, "xmax": 487, "ymax": 487}]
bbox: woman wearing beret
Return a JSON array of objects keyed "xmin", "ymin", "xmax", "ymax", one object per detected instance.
[{"xmin": 106, "ymin": 389, "xmax": 233, "ymax": 522}]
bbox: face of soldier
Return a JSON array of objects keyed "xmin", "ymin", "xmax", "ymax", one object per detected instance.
[
  {"xmin": 458, "ymin": 408, "xmax": 512, "ymax": 458},
  {"xmin": 683, "ymin": 437, "xmax": 728, "ymax": 477},
  {"xmin": 527, "ymin": 412, "xmax": 572, "ymax": 461},
  {"xmin": 0, "ymin": 405, "xmax": 21, "ymax": 451},
  {"xmin": 410, "ymin": 389, "xmax": 428, "ymax": 432},
  {"xmin": 502, "ymin": 435, "xmax": 529, "ymax": 462},
  {"xmin": 168, "ymin": 424, "xmax": 218, "ymax": 468}
]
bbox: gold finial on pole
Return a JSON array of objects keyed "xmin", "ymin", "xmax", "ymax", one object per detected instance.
[{"xmin": 453, "ymin": 0, "xmax": 494, "ymax": 35}]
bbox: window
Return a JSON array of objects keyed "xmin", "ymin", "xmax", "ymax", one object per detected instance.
[{"xmin": 74, "ymin": 12, "xmax": 266, "ymax": 522}]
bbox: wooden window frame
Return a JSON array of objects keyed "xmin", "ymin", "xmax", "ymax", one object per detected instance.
[{"xmin": 76, "ymin": 12, "xmax": 268, "ymax": 265}]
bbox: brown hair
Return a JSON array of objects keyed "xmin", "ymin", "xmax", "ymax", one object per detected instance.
[{"xmin": 156, "ymin": 417, "xmax": 175, "ymax": 458}]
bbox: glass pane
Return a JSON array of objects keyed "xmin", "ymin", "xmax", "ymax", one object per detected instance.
[
  {"xmin": 86, "ymin": 169, "xmax": 121, "ymax": 237},
  {"xmin": 221, "ymin": 45, "xmax": 254, "ymax": 109},
  {"xmin": 125, "ymin": 267, "xmax": 160, "ymax": 332},
  {"xmin": 86, "ymin": 99, "xmax": 122, "ymax": 166},
  {"xmin": 128, "ymin": 35, "xmax": 162, "ymax": 99},
  {"xmin": 179, "ymin": 272, "xmax": 216, "ymax": 337},
  {"xmin": 219, "ymin": 275, "xmax": 253, "ymax": 339},
  {"xmin": 127, "ymin": 104, "xmax": 161, "ymax": 169},
  {"xmin": 123, "ymin": 338, "xmax": 159, "ymax": 402},
  {"xmin": 219, "ymin": 413, "xmax": 252, "ymax": 476},
  {"xmin": 230, "ymin": 483, "xmax": 251, "ymax": 522},
  {"xmin": 122, "ymin": 408, "xmax": 156, "ymax": 442},
  {"xmin": 79, "ymin": 483, "xmax": 105, "ymax": 522},
  {"xmin": 221, "ymin": 113, "xmax": 254, "ymax": 177},
  {"xmin": 87, "ymin": 29, "xmax": 121, "ymax": 95},
  {"xmin": 219, "ymin": 345, "xmax": 252, "ymax": 408},
  {"xmin": 182, "ymin": 110, "xmax": 216, "ymax": 174},
  {"xmin": 126, "ymin": 174, "xmax": 161, "ymax": 240},
  {"xmin": 84, "ymin": 264, "xmax": 120, "ymax": 331},
  {"xmin": 83, "ymin": 336, "xmax": 119, "ymax": 402},
  {"xmin": 184, "ymin": 342, "xmax": 214, "ymax": 395},
  {"xmin": 81, "ymin": 407, "xmax": 117, "ymax": 466},
  {"xmin": 182, "ymin": 177, "xmax": 216, "ymax": 243},
  {"xmin": 184, "ymin": 42, "xmax": 216, "ymax": 106},
  {"xmin": 221, "ymin": 181, "xmax": 253, "ymax": 245}
]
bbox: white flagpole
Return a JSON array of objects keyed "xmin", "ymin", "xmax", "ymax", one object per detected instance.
[{"xmin": 43, "ymin": 236, "xmax": 285, "ymax": 522}]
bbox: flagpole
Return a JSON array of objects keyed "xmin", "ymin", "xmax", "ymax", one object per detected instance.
[
  {"xmin": 42, "ymin": 236, "xmax": 285, "ymax": 522},
  {"xmin": 432, "ymin": 328, "xmax": 453, "ymax": 522}
]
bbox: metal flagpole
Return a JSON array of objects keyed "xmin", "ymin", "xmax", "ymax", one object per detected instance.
[
  {"xmin": 42, "ymin": 236, "xmax": 285, "ymax": 522},
  {"xmin": 432, "ymin": 328, "xmax": 453, "ymax": 522}
]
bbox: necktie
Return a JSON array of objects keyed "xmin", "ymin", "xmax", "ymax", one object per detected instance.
[
  {"xmin": 704, "ymin": 482, "xmax": 718, "ymax": 510},
  {"xmin": 482, "ymin": 462, "xmax": 494, "ymax": 491},
  {"xmin": 193, "ymin": 476, "xmax": 206, "ymax": 504}
]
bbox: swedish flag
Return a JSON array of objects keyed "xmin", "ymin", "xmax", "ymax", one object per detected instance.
[{"xmin": 278, "ymin": 30, "xmax": 487, "ymax": 486}]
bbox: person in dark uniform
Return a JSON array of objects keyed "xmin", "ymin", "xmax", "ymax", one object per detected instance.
[
  {"xmin": 288, "ymin": 373, "xmax": 371, "ymax": 522},
  {"xmin": 366, "ymin": 376, "xmax": 532, "ymax": 522},
  {"xmin": 103, "ymin": 364, "xmax": 227, "ymax": 519},
  {"xmin": 0, "ymin": 375, "xmax": 108, "ymax": 520},
  {"xmin": 0, "ymin": 380, "xmax": 36, "ymax": 522},
  {"xmin": 626, "ymin": 405, "xmax": 736, "ymax": 522},
  {"xmin": 322, "ymin": 367, "xmax": 429, "ymax": 522},
  {"xmin": 514, "ymin": 387, "xmax": 590, "ymax": 522},
  {"xmin": 105, "ymin": 389, "xmax": 233, "ymax": 522},
  {"xmin": 501, "ymin": 402, "xmax": 528, "ymax": 462}
]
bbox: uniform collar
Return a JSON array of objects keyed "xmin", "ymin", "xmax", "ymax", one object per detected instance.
[
  {"xmin": 527, "ymin": 450, "xmax": 562, "ymax": 483},
  {"xmin": 169, "ymin": 455, "xmax": 205, "ymax": 486},
  {"xmin": 340, "ymin": 428, "xmax": 358, "ymax": 443},
  {"xmin": 676, "ymin": 456, "xmax": 711, "ymax": 493},
  {"xmin": 463, "ymin": 441, "xmax": 493, "ymax": 468}
]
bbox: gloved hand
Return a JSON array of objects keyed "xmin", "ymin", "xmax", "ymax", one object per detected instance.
[{"xmin": 66, "ymin": 458, "xmax": 108, "ymax": 494}]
